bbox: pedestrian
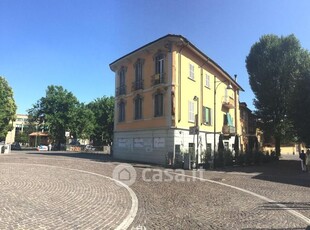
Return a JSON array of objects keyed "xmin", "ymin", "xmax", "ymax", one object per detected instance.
[
  {"xmin": 299, "ymin": 150, "xmax": 307, "ymax": 172},
  {"xmin": 306, "ymin": 149, "xmax": 310, "ymax": 172}
]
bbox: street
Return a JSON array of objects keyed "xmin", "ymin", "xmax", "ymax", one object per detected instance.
[{"xmin": 0, "ymin": 151, "xmax": 309, "ymax": 229}]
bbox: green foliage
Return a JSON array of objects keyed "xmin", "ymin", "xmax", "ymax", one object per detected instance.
[
  {"xmin": 0, "ymin": 77, "xmax": 17, "ymax": 141},
  {"xmin": 87, "ymin": 96, "xmax": 114, "ymax": 146},
  {"xmin": 246, "ymin": 34, "xmax": 306, "ymax": 155},
  {"xmin": 28, "ymin": 85, "xmax": 95, "ymax": 146},
  {"xmin": 15, "ymin": 132, "xmax": 29, "ymax": 144},
  {"xmin": 69, "ymin": 103, "xmax": 95, "ymax": 140},
  {"xmin": 289, "ymin": 53, "xmax": 310, "ymax": 145}
]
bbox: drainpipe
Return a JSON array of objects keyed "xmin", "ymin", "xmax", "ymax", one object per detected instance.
[
  {"xmin": 178, "ymin": 41, "xmax": 189, "ymax": 123},
  {"xmin": 234, "ymin": 74, "xmax": 238, "ymax": 135}
]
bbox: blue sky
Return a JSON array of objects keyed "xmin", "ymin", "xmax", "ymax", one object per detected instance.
[{"xmin": 1, "ymin": 0, "xmax": 310, "ymax": 114}]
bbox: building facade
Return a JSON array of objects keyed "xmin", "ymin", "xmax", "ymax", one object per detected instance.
[
  {"xmin": 5, "ymin": 114, "xmax": 28, "ymax": 144},
  {"xmin": 110, "ymin": 34, "xmax": 243, "ymax": 165},
  {"xmin": 239, "ymin": 102, "xmax": 263, "ymax": 153}
]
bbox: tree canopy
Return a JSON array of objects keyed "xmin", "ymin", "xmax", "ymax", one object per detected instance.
[
  {"xmin": 246, "ymin": 34, "xmax": 306, "ymax": 155},
  {"xmin": 87, "ymin": 96, "xmax": 114, "ymax": 146},
  {"xmin": 0, "ymin": 77, "xmax": 17, "ymax": 142},
  {"xmin": 28, "ymin": 85, "xmax": 95, "ymax": 147},
  {"xmin": 289, "ymin": 51, "xmax": 310, "ymax": 146}
]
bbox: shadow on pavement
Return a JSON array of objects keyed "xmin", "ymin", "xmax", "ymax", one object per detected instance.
[
  {"xmin": 24, "ymin": 151, "xmax": 158, "ymax": 168},
  {"xmin": 217, "ymin": 156, "xmax": 310, "ymax": 188},
  {"xmin": 260, "ymin": 201, "xmax": 310, "ymax": 210},
  {"xmin": 25, "ymin": 151, "xmax": 114, "ymax": 162}
]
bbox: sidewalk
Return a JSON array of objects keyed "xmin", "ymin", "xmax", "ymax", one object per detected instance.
[{"xmin": 219, "ymin": 154, "xmax": 310, "ymax": 187}]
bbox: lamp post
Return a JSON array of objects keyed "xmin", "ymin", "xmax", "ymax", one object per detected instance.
[
  {"xmin": 193, "ymin": 96, "xmax": 199, "ymax": 169},
  {"xmin": 213, "ymin": 77, "xmax": 233, "ymax": 169},
  {"xmin": 35, "ymin": 123, "xmax": 38, "ymax": 148}
]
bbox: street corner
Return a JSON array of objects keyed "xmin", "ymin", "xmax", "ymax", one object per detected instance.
[{"xmin": 112, "ymin": 163, "xmax": 137, "ymax": 187}]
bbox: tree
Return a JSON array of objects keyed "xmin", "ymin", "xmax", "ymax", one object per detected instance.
[
  {"xmin": 87, "ymin": 96, "xmax": 114, "ymax": 146},
  {"xmin": 0, "ymin": 77, "xmax": 17, "ymax": 142},
  {"xmin": 70, "ymin": 103, "xmax": 95, "ymax": 140},
  {"xmin": 28, "ymin": 85, "xmax": 96, "ymax": 148},
  {"xmin": 246, "ymin": 34, "xmax": 304, "ymax": 155},
  {"xmin": 289, "ymin": 51, "xmax": 310, "ymax": 146}
]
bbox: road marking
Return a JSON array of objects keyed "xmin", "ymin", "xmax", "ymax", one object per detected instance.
[
  {"xmin": 0, "ymin": 163, "xmax": 138, "ymax": 230},
  {"xmin": 170, "ymin": 171, "xmax": 310, "ymax": 225}
]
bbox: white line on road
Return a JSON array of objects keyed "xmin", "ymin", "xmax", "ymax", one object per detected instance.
[{"xmin": 170, "ymin": 171, "xmax": 310, "ymax": 225}]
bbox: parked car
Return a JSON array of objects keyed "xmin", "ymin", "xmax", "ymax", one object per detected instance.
[
  {"xmin": 85, "ymin": 145, "xmax": 96, "ymax": 151},
  {"xmin": 11, "ymin": 142, "xmax": 21, "ymax": 150},
  {"xmin": 37, "ymin": 145, "xmax": 48, "ymax": 151}
]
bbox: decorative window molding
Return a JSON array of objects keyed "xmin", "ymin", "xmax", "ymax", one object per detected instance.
[
  {"xmin": 154, "ymin": 92, "xmax": 164, "ymax": 117},
  {"xmin": 117, "ymin": 66, "xmax": 127, "ymax": 96},
  {"xmin": 134, "ymin": 94, "xmax": 143, "ymax": 120},
  {"xmin": 118, "ymin": 99, "xmax": 126, "ymax": 122}
]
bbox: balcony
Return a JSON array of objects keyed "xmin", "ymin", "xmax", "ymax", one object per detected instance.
[
  {"xmin": 222, "ymin": 96, "xmax": 235, "ymax": 109},
  {"xmin": 151, "ymin": 73, "xmax": 165, "ymax": 86},
  {"xmin": 116, "ymin": 85, "xmax": 126, "ymax": 96},
  {"xmin": 222, "ymin": 125, "xmax": 235, "ymax": 136},
  {"xmin": 132, "ymin": 80, "xmax": 144, "ymax": 91}
]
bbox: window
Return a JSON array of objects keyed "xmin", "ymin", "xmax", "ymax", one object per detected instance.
[
  {"xmin": 205, "ymin": 74, "xmax": 210, "ymax": 88},
  {"xmin": 134, "ymin": 95, "xmax": 143, "ymax": 120},
  {"xmin": 118, "ymin": 67, "xmax": 126, "ymax": 95},
  {"xmin": 134, "ymin": 59, "xmax": 144, "ymax": 90},
  {"xmin": 155, "ymin": 54, "xmax": 164, "ymax": 81},
  {"xmin": 188, "ymin": 101, "xmax": 195, "ymax": 122},
  {"xmin": 118, "ymin": 100, "xmax": 126, "ymax": 122},
  {"xmin": 154, "ymin": 92, "xmax": 164, "ymax": 117},
  {"xmin": 202, "ymin": 106, "xmax": 212, "ymax": 125},
  {"xmin": 189, "ymin": 63, "xmax": 195, "ymax": 80},
  {"xmin": 224, "ymin": 113, "xmax": 234, "ymax": 126}
]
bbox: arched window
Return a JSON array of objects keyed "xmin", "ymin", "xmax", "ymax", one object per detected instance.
[
  {"xmin": 134, "ymin": 59, "xmax": 144, "ymax": 90},
  {"xmin": 118, "ymin": 100, "xmax": 126, "ymax": 122},
  {"xmin": 154, "ymin": 53, "xmax": 165, "ymax": 85},
  {"xmin": 117, "ymin": 67, "xmax": 127, "ymax": 95},
  {"xmin": 154, "ymin": 91, "xmax": 164, "ymax": 117},
  {"xmin": 134, "ymin": 94, "xmax": 143, "ymax": 120}
]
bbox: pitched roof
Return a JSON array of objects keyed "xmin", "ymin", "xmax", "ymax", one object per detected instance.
[{"xmin": 109, "ymin": 34, "xmax": 244, "ymax": 91}]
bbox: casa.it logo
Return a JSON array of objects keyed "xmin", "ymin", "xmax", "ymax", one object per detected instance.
[{"xmin": 112, "ymin": 164, "xmax": 137, "ymax": 187}]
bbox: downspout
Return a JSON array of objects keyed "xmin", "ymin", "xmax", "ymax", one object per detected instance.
[
  {"xmin": 178, "ymin": 41, "xmax": 189, "ymax": 123},
  {"xmin": 234, "ymin": 89, "xmax": 238, "ymax": 135},
  {"xmin": 234, "ymin": 74, "xmax": 238, "ymax": 135}
]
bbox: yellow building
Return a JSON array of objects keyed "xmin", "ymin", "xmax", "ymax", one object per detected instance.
[{"xmin": 110, "ymin": 34, "xmax": 243, "ymax": 165}]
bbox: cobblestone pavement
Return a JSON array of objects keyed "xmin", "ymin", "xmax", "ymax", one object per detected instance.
[{"xmin": 0, "ymin": 152, "xmax": 309, "ymax": 230}]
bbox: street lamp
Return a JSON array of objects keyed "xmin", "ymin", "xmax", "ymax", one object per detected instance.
[
  {"xmin": 213, "ymin": 77, "xmax": 233, "ymax": 169},
  {"xmin": 193, "ymin": 96, "xmax": 199, "ymax": 169}
]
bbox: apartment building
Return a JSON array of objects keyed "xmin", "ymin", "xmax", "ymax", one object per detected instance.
[
  {"xmin": 109, "ymin": 34, "xmax": 243, "ymax": 165},
  {"xmin": 5, "ymin": 114, "xmax": 28, "ymax": 144}
]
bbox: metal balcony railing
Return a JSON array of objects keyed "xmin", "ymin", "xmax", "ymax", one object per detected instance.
[
  {"xmin": 132, "ymin": 80, "xmax": 144, "ymax": 91},
  {"xmin": 116, "ymin": 85, "xmax": 126, "ymax": 96},
  {"xmin": 222, "ymin": 96, "xmax": 235, "ymax": 109},
  {"xmin": 222, "ymin": 125, "xmax": 236, "ymax": 135},
  {"xmin": 151, "ymin": 73, "xmax": 165, "ymax": 86}
]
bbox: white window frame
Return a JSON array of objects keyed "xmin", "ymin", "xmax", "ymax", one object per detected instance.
[
  {"xmin": 189, "ymin": 63, "xmax": 195, "ymax": 80},
  {"xmin": 205, "ymin": 74, "xmax": 210, "ymax": 88},
  {"xmin": 203, "ymin": 106, "xmax": 212, "ymax": 125}
]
